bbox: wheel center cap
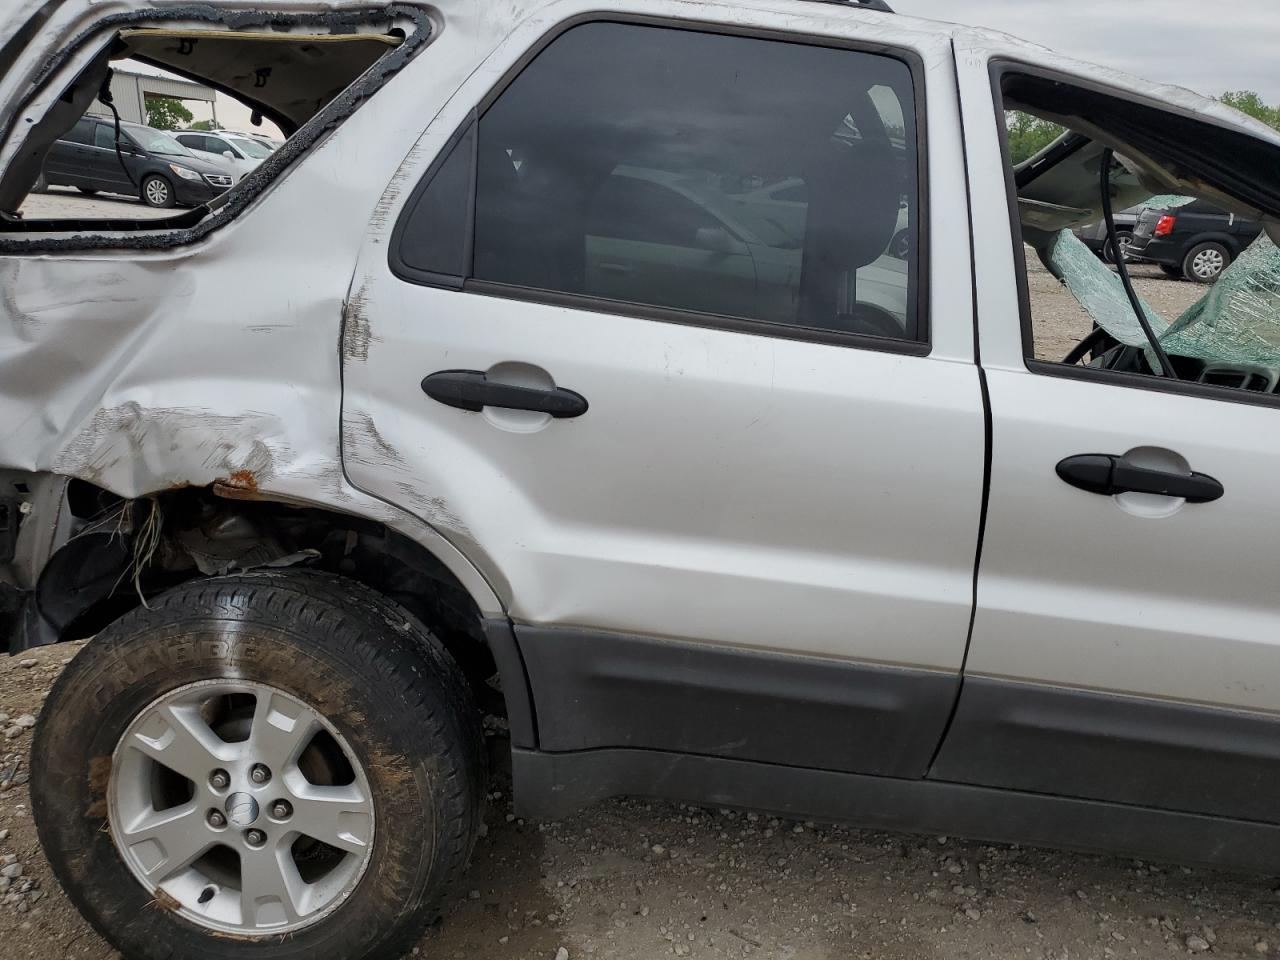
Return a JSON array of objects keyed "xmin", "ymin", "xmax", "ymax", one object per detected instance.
[{"xmin": 225, "ymin": 792, "xmax": 260, "ymax": 827}]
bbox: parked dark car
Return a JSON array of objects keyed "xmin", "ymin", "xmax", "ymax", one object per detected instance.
[
  {"xmin": 1074, "ymin": 204, "xmax": 1142, "ymax": 262},
  {"xmin": 1127, "ymin": 200, "xmax": 1264, "ymax": 282},
  {"xmin": 35, "ymin": 116, "xmax": 234, "ymax": 208}
]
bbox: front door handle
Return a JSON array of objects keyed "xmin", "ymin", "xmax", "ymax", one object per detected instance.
[
  {"xmin": 421, "ymin": 369, "xmax": 588, "ymax": 418},
  {"xmin": 1056, "ymin": 454, "xmax": 1223, "ymax": 503}
]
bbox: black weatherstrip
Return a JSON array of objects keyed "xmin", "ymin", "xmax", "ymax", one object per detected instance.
[
  {"xmin": 929, "ymin": 676, "xmax": 1280, "ymax": 825},
  {"xmin": 515, "ymin": 625, "xmax": 958, "ymax": 779},
  {"xmin": 927, "ymin": 40, "xmax": 993, "ymax": 773}
]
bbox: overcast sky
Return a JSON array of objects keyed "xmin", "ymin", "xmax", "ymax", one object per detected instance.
[
  {"xmin": 186, "ymin": 94, "xmax": 283, "ymax": 140},
  {"xmin": 898, "ymin": 0, "xmax": 1280, "ymax": 103},
  {"xmin": 133, "ymin": 1, "xmax": 1277, "ymax": 136}
]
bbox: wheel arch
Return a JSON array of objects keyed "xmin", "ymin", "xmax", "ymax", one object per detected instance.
[
  {"xmin": 4, "ymin": 477, "xmax": 531, "ymax": 740},
  {"xmin": 1181, "ymin": 232, "xmax": 1238, "ymax": 256}
]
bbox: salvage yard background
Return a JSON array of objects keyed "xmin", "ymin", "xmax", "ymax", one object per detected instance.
[{"xmin": 0, "ymin": 240, "xmax": 1276, "ymax": 957}]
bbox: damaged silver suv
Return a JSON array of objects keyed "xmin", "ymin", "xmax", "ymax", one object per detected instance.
[{"xmin": 3, "ymin": 1, "xmax": 1280, "ymax": 957}]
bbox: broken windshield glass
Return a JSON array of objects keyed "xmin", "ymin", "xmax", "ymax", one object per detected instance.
[
  {"xmin": 1037, "ymin": 227, "xmax": 1280, "ymax": 369},
  {"xmin": 1041, "ymin": 228, "xmax": 1167, "ymax": 348},
  {"xmin": 1160, "ymin": 234, "xmax": 1280, "ymax": 366}
]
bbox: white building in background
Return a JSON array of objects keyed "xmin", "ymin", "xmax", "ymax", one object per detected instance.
[{"xmin": 85, "ymin": 67, "xmax": 217, "ymax": 126}]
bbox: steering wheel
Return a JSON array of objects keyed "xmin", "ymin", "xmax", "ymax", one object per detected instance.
[{"xmin": 1062, "ymin": 326, "xmax": 1113, "ymax": 365}]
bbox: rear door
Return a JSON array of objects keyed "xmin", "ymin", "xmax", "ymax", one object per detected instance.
[
  {"xmin": 343, "ymin": 12, "xmax": 984, "ymax": 776},
  {"xmin": 90, "ymin": 120, "xmax": 134, "ymax": 191}
]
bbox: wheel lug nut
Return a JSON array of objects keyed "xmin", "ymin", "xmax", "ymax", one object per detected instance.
[
  {"xmin": 244, "ymin": 829, "xmax": 266, "ymax": 847},
  {"xmin": 209, "ymin": 769, "xmax": 230, "ymax": 790},
  {"xmin": 207, "ymin": 809, "xmax": 227, "ymax": 829},
  {"xmin": 249, "ymin": 764, "xmax": 271, "ymax": 785},
  {"xmin": 270, "ymin": 800, "xmax": 292, "ymax": 820}
]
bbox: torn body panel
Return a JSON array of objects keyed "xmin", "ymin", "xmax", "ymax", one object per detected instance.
[{"xmin": 0, "ymin": 4, "xmax": 504, "ymax": 627}]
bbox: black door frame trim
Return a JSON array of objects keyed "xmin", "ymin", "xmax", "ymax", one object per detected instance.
[
  {"xmin": 514, "ymin": 624, "xmax": 959, "ymax": 780},
  {"xmin": 929, "ymin": 675, "xmax": 1280, "ymax": 825}
]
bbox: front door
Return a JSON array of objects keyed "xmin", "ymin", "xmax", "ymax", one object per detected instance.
[
  {"xmin": 936, "ymin": 46, "xmax": 1280, "ymax": 824},
  {"xmin": 343, "ymin": 15, "xmax": 985, "ymax": 777}
]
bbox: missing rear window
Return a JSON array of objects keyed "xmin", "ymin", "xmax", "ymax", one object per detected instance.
[{"xmin": 0, "ymin": 6, "xmax": 430, "ymax": 250}]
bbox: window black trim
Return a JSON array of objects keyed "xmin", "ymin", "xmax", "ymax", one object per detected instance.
[
  {"xmin": 388, "ymin": 110, "xmax": 477, "ymax": 289},
  {"xmin": 390, "ymin": 12, "xmax": 932, "ymax": 356},
  {"xmin": 461, "ymin": 278, "xmax": 932, "ymax": 357},
  {"xmin": 989, "ymin": 58, "xmax": 1280, "ymax": 413}
]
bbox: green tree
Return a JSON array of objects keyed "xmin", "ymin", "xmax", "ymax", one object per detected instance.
[
  {"xmin": 1219, "ymin": 90, "xmax": 1280, "ymax": 130},
  {"xmin": 145, "ymin": 96, "xmax": 193, "ymax": 131},
  {"xmin": 187, "ymin": 119, "xmax": 214, "ymax": 132},
  {"xmin": 1006, "ymin": 111, "xmax": 1065, "ymax": 165}
]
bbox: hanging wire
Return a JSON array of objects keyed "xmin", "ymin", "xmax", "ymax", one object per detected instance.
[
  {"xmin": 97, "ymin": 69, "xmax": 138, "ymax": 192},
  {"xmin": 1100, "ymin": 147, "xmax": 1177, "ymax": 378}
]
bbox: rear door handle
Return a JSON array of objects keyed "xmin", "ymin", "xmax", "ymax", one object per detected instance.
[
  {"xmin": 1056, "ymin": 454, "xmax": 1223, "ymax": 503},
  {"xmin": 421, "ymin": 369, "xmax": 588, "ymax": 418}
]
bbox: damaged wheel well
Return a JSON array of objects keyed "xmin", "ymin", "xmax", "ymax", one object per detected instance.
[{"xmin": 10, "ymin": 480, "xmax": 506, "ymax": 716}]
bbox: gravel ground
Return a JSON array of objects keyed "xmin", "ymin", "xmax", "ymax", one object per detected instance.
[
  {"xmin": 18, "ymin": 187, "xmax": 175, "ymax": 220},
  {"xmin": 1, "ymin": 644, "xmax": 1278, "ymax": 960},
  {"xmin": 0, "ymin": 219, "xmax": 1252, "ymax": 959}
]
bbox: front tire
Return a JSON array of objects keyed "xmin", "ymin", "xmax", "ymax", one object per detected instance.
[
  {"xmin": 1182, "ymin": 241, "xmax": 1231, "ymax": 283},
  {"xmin": 32, "ymin": 572, "xmax": 485, "ymax": 960},
  {"xmin": 141, "ymin": 174, "xmax": 176, "ymax": 208}
]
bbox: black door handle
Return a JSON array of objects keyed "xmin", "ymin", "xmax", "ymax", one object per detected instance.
[
  {"xmin": 1056, "ymin": 454, "xmax": 1223, "ymax": 503},
  {"xmin": 421, "ymin": 369, "xmax": 588, "ymax": 418}
]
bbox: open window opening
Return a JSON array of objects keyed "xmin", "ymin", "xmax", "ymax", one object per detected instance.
[
  {"xmin": 997, "ymin": 66, "xmax": 1280, "ymax": 398},
  {"xmin": 0, "ymin": 6, "xmax": 430, "ymax": 249}
]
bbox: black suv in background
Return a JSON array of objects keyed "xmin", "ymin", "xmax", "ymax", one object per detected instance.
[
  {"xmin": 1127, "ymin": 200, "xmax": 1263, "ymax": 282},
  {"xmin": 35, "ymin": 116, "xmax": 233, "ymax": 208}
]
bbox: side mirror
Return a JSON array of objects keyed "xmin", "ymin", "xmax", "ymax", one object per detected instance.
[
  {"xmin": 694, "ymin": 226, "xmax": 746, "ymax": 255},
  {"xmin": 222, "ymin": 150, "xmax": 235, "ymax": 160}
]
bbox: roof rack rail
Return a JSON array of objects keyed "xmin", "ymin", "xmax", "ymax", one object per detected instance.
[{"xmin": 801, "ymin": 0, "xmax": 895, "ymax": 12}]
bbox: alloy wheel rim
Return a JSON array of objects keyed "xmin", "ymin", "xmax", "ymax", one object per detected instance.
[
  {"xmin": 1192, "ymin": 248, "xmax": 1225, "ymax": 279},
  {"xmin": 146, "ymin": 180, "xmax": 168, "ymax": 205},
  {"xmin": 107, "ymin": 680, "xmax": 375, "ymax": 936}
]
